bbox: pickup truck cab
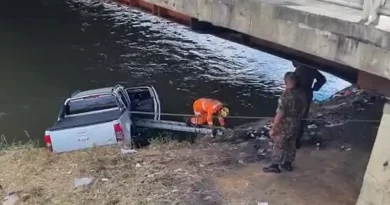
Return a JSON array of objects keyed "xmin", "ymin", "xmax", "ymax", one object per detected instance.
[{"xmin": 44, "ymin": 85, "xmax": 161, "ymax": 153}]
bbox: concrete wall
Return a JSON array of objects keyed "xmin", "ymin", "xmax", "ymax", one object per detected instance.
[
  {"xmin": 144, "ymin": 0, "xmax": 390, "ymax": 82},
  {"xmin": 356, "ymin": 102, "xmax": 390, "ymax": 205}
]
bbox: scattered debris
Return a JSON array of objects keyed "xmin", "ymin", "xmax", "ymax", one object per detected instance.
[
  {"xmin": 257, "ymin": 148, "xmax": 266, "ymax": 155},
  {"xmin": 239, "ymin": 142, "xmax": 249, "ymax": 147},
  {"xmin": 120, "ymin": 148, "xmax": 137, "ymax": 154},
  {"xmin": 73, "ymin": 177, "xmax": 94, "ymax": 187},
  {"xmin": 257, "ymin": 202, "xmax": 269, "ymax": 205},
  {"xmin": 101, "ymin": 178, "xmax": 109, "ymax": 182},
  {"xmin": 174, "ymin": 168, "xmax": 183, "ymax": 173},
  {"xmin": 307, "ymin": 124, "xmax": 317, "ymax": 129},
  {"xmin": 215, "ymin": 129, "xmax": 225, "ymax": 137},
  {"xmin": 323, "ymin": 102, "xmax": 347, "ymax": 110},
  {"xmin": 331, "ymin": 93, "xmax": 343, "ymax": 98},
  {"xmin": 211, "ymin": 89, "xmax": 220, "ymax": 94},
  {"xmin": 135, "ymin": 163, "xmax": 142, "ymax": 168},
  {"xmin": 172, "ymin": 189, "xmax": 179, "ymax": 193},
  {"xmin": 325, "ymin": 122, "xmax": 347, "ymax": 128},
  {"xmin": 344, "ymin": 90, "xmax": 352, "ymax": 96},
  {"xmin": 67, "ymin": 170, "xmax": 72, "ymax": 175},
  {"xmin": 256, "ymin": 136, "xmax": 268, "ymax": 141},
  {"xmin": 247, "ymin": 130, "xmax": 260, "ymax": 139},
  {"xmin": 203, "ymin": 196, "xmax": 213, "ymax": 201},
  {"xmin": 340, "ymin": 145, "xmax": 352, "ymax": 152},
  {"xmin": 2, "ymin": 192, "xmax": 20, "ymax": 205},
  {"xmin": 239, "ymin": 152, "xmax": 247, "ymax": 157}
]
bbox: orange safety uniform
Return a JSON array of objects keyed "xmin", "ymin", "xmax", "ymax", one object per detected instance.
[{"xmin": 190, "ymin": 98, "xmax": 225, "ymax": 127}]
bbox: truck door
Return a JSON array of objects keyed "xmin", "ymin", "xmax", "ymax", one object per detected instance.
[{"xmin": 125, "ymin": 86, "xmax": 161, "ymax": 120}]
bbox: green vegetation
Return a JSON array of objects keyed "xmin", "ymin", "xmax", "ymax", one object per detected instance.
[{"xmin": 0, "ymin": 133, "xmax": 39, "ymax": 152}]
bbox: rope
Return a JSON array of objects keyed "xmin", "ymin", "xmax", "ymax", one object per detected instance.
[
  {"xmin": 0, "ymin": 97, "xmax": 380, "ymax": 123},
  {"xmin": 129, "ymin": 111, "xmax": 381, "ymax": 123}
]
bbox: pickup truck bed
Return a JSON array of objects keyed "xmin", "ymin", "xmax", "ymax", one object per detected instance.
[{"xmin": 48, "ymin": 109, "xmax": 124, "ymax": 131}]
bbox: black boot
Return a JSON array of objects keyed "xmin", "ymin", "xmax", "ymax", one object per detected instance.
[
  {"xmin": 280, "ymin": 162, "xmax": 293, "ymax": 172},
  {"xmin": 296, "ymin": 140, "xmax": 301, "ymax": 149},
  {"xmin": 263, "ymin": 164, "xmax": 281, "ymax": 173}
]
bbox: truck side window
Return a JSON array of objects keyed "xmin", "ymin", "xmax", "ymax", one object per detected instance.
[{"xmin": 118, "ymin": 91, "xmax": 129, "ymax": 108}]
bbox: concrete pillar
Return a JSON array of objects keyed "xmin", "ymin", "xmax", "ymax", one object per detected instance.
[
  {"xmin": 356, "ymin": 102, "xmax": 390, "ymax": 205},
  {"xmin": 357, "ymin": 71, "xmax": 390, "ymax": 96}
]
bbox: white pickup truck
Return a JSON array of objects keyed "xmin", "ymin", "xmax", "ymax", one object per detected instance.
[
  {"xmin": 44, "ymin": 85, "xmax": 161, "ymax": 152},
  {"xmin": 44, "ymin": 84, "xmax": 216, "ymax": 153}
]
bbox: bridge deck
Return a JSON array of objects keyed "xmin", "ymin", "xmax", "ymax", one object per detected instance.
[
  {"xmin": 116, "ymin": 0, "xmax": 390, "ymax": 94},
  {"xmin": 264, "ymin": 0, "xmax": 390, "ymax": 32}
]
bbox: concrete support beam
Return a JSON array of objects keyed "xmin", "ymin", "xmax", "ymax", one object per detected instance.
[
  {"xmin": 356, "ymin": 102, "xmax": 390, "ymax": 205},
  {"xmin": 357, "ymin": 71, "xmax": 390, "ymax": 96}
]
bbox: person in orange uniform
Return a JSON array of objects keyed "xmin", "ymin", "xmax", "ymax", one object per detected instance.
[{"xmin": 189, "ymin": 98, "xmax": 230, "ymax": 128}]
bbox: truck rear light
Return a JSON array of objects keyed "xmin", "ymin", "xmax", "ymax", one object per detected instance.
[
  {"xmin": 44, "ymin": 135, "xmax": 53, "ymax": 151},
  {"xmin": 114, "ymin": 123, "xmax": 124, "ymax": 141}
]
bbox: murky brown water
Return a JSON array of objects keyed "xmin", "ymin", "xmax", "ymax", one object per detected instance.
[{"xmin": 0, "ymin": 0, "xmax": 350, "ymax": 142}]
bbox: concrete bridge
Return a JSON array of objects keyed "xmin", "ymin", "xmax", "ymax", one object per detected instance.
[
  {"xmin": 112, "ymin": 0, "xmax": 390, "ymax": 204},
  {"xmin": 116, "ymin": 0, "xmax": 390, "ymax": 95}
]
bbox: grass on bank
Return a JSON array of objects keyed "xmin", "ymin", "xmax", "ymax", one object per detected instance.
[
  {"xmin": 0, "ymin": 133, "xmax": 39, "ymax": 152},
  {"xmin": 0, "ymin": 133, "xmax": 219, "ymax": 205}
]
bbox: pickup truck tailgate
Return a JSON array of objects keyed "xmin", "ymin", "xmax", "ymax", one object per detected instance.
[{"xmin": 49, "ymin": 122, "xmax": 117, "ymax": 153}]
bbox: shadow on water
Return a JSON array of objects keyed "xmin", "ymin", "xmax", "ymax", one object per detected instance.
[
  {"xmin": 131, "ymin": 129, "xmax": 199, "ymax": 148},
  {"xmin": 0, "ymin": 0, "xmax": 350, "ymax": 143}
]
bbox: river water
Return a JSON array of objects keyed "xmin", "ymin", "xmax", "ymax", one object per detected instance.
[{"xmin": 0, "ymin": 0, "xmax": 350, "ymax": 142}]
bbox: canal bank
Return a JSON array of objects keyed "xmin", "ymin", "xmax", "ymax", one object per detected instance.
[{"xmin": 0, "ymin": 85, "xmax": 384, "ymax": 205}]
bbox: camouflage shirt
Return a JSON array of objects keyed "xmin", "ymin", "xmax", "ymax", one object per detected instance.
[{"xmin": 275, "ymin": 88, "xmax": 308, "ymax": 135}]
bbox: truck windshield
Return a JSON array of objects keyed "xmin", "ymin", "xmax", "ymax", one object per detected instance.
[{"xmin": 66, "ymin": 95, "xmax": 119, "ymax": 115}]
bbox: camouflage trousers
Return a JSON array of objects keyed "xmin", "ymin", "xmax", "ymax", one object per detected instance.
[{"xmin": 271, "ymin": 131, "xmax": 298, "ymax": 164}]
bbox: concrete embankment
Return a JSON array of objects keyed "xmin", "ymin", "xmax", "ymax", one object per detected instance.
[
  {"xmin": 0, "ymin": 86, "xmax": 385, "ymax": 205},
  {"xmin": 236, "ymin": 85, "xmax": 385, "ymax": 155}
]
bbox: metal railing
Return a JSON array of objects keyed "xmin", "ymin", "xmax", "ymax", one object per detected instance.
[{"xmin": 318, "ymin": 0, "xmax": 390, "ymax": 17}]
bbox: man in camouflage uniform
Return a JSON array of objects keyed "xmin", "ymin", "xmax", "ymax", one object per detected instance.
[
  {"xmin": 263, "ymin": 72, "xmax": 308, "ymax": 173},
  {"xmin": 293, "ymin": 62, "xmax": 326, "ymax": 149}
]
